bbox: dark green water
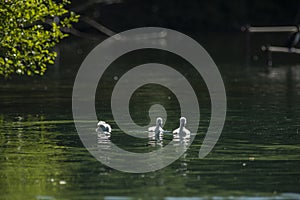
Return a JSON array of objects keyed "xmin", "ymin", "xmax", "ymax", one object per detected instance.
[{"xmin": 1, "ymin": 34, "xmax": 300, "ymax": 200}]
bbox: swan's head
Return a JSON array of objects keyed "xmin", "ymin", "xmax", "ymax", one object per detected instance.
[
  {"xmin": 156, "ymin": 117, "xmax": 163, "ymax": 127},
  {"xmin": 180, "ymin": 117, "xmax": 187, "ymax": 126}
]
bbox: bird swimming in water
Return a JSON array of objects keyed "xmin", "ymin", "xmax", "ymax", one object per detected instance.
[
  {"xmin": 96, "ymin": 121, "xmax": 112, "ymax": 134},
  {"xmin": 148, "ymin": 117, "xmax": 164, "ymax": 137},
  {"xmin": 173, "ymin": 117, "xmax": 190, "ymax": 137}
]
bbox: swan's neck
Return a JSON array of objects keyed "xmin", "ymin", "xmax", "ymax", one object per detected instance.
[
  {"xmin": 156, "ymin": 124, "xmax": 161, "ymax": 130},
  {"xmin": 179, "ymin": 124, "xmax": 184, "ymax": 131}
]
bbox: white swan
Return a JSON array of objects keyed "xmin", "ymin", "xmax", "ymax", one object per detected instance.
[
  {"xmin": 148, "ymin": 117, "xmax": 164, "ymax": 136},
  {"xmin": 96, "ymin": 121, "xmax": 111, "ymax": 134},
  {"xmin": 173, "ymin": 117, "xmax": 190, "ymax": 137}
]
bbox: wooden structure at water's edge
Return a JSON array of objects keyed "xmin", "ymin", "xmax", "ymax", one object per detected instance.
[{"xmin": 242, "ymin": 25, "xmax": 300, "ymax": 66}]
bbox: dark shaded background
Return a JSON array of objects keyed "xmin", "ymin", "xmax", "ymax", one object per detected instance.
[{"xmin": 71, "ymin": 0, "xmax": 300, "ymax": 33}]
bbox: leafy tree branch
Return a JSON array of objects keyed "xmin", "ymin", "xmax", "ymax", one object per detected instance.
[{"xmin": 0, "ymin": 0, "xmax": 79, "ymax": 77}]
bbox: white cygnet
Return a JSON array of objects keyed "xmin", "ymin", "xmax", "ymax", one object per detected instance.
[
  {"xmin": 148, "ymin": 117, "xmax": 164, "ymax": 136},
  {"xmin": 96, "ymin": 120, "xmax": 112, "ymax": 134},
  {"xmin": 172, "ymin": 117, "xmax": 190, "ymax": 137}
]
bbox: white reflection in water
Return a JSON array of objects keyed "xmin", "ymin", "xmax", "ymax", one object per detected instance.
[
  {"xmin": 96, "ymin": 130, "xmax": 191, "ymax": 160},
  {"xmin": 148, "ymin": 131, "xmax": 163, "ymax": 147},
  {"xmin": 97, "ymin": 133, "xmax": 112, "ymax": 164}
]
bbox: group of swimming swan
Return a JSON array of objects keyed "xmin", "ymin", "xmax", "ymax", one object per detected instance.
[{"xmin": 96, "ymin": 117, "xmax": 190, "ymax": 138}]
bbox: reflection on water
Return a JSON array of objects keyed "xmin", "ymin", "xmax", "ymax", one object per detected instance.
[
  {"xmin": 97, "ymin": 129, "xmax": 191, "ymax": 152},
  {"xmin": 1, "ymin": 36, "xmax": 300, "ymax": 199}
]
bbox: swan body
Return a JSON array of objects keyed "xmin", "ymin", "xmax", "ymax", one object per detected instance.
[
  {"xmin": 148, "ymin": 117, "xmax": 164, "ymax": 136},
  {"xmin": 173, "ymin": 117, "xmax": 190, "ymax": 137},
  {"xmin": 96, "ymin": 121, "xmax": 111, "ymax": 134}
]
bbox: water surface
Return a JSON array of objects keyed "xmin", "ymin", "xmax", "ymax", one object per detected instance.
[{"xmin": 0, "ymin": 34, "xmax": 300, "ymax": 199}]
